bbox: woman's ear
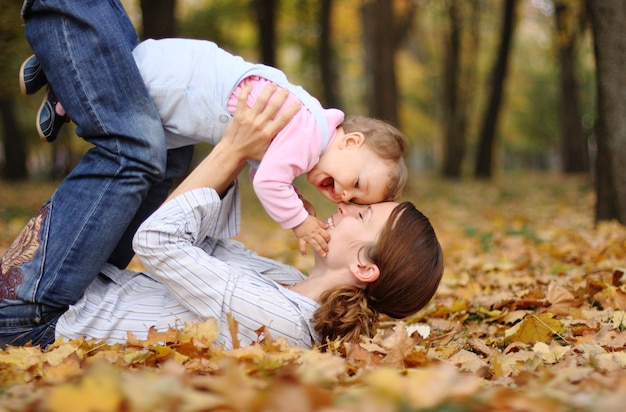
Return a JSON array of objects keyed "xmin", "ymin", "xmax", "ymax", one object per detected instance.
[
  {"xmin": 340, "ymin": 132, "xmax": 365, "ymax": 149},
  {"xmin": 349, "ymin": 262, "xmax": 380, "ymax": 284}
]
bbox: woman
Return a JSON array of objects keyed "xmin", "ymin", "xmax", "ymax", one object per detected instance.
[
  {"xmin": 54, "ymin": 88, "xmax": 444, "ymax": 351},
  {"xmin": 2, "ymin": 87, "xmax": 442, "ymax": 351},
  {"xmin": 4, "ymin": 0, "xmax": 441, "ymax": 350}
]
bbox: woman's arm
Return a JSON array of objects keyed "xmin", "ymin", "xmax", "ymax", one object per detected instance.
[
  {"xmin": 167, "ymin": 83, "xmax": 300, "ymax": 200},
  {"xmin": 133, "ymin": 84, "xmax": 300, "ymax": 318}
]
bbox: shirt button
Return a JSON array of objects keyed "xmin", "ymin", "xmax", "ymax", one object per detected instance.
[{"xmin": 219, "ymin": 114, "xmax": 230, "ymax": 123}]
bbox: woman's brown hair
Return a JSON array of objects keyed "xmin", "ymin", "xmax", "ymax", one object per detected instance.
[
  {"xmin": 340, "ymin": 116, "xmax": 409, "ymax": 201},
  {"xmin": 312, "ymin": 202, "xmax": 443, "ymax": 349}
]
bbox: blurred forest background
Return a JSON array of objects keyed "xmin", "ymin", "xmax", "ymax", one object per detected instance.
[
  {"xmin": 2, "ymin": 3, "xmax": 626, "ymax": 408},
  {"xmin": 0, "ymin": 0, "xmax": 624, "ymax": 224}
]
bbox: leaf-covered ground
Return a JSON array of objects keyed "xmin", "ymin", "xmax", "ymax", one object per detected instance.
[{"xmin": 1, "ymin": 172, "xmax": 625, "ymax": 412}]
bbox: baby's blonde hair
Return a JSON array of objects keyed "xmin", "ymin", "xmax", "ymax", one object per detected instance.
[{"xmin": 340, "ymin": 116, "xmax": 408, "ymax": 201}]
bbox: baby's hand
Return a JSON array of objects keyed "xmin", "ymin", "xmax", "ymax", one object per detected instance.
[{"xmin": 293, "ymin": 215, "xmax": 330, "ymax": 257}]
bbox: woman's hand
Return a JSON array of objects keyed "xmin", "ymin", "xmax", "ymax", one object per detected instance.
[
  {"xmin": 167, "ymin": 83, "xmax": 299, "ymax": 200},
  {"xmin": 221, "ymin": 83, "xmax": 301, "ymax": 163}
]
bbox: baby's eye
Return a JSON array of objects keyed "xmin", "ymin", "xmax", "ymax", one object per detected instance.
[{"xmin": 354, "ymin": 180, "xmax": 360, "ymax": 189}]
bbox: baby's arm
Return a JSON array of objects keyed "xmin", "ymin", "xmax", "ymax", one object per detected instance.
[
  {"xmin": 242, "ymin": 80, "xmax": 331, "ymax": 255},
  {"xmin": 293, "ymin": 184, "xmax": 317, "ymax": 216},
  {"xmin": 300, "ymin": 196, "xmax": 316, "ymax": 217},
  {"xmin": 292, "ymin": 214, "xmax": 330, "ymax": 257}
]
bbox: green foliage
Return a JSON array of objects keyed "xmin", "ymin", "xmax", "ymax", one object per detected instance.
[
  {"xmin": 1, "ymin": 0, "xmax": 598, "ymax": 179},
  {"xmin": 276, "ymin": 0, "xmax": 322, "ymax": 95},
  {"xmin": 0, "ymin": 0, "xmax": 32, "ymax": 96},
  {"xmin": 501, "ymin": 4, "xmax": 559, "ymax": 162},
  {"xmin": 178, "ymin": 0, "xmax": 254, "ymax": 57}
]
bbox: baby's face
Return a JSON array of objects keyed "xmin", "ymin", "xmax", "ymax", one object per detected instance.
[{"xmin": 308, "ymin": 145, "xmax": 394, "ymax": 204}]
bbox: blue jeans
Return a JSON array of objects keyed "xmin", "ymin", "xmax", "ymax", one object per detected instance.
[{"xmin": 0, "ymin": 0, "xmax": 193, "ymax": 348}]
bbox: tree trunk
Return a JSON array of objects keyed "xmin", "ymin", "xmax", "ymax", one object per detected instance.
[
  {"xmin": 555, "ymin": 1, "xmax": 588, "ymax": 174},
  {"xmin": 361, "ymin": 0, "xmax": 399, "ymax": 126},
  {"xmin": 253, "ymin": 0, "xmax": 277, "ymax": 66},
  {"xmin": 442, "ymin": 1, "xmax": 464, "ymax": 178},
  {"xmin": 474, "ymin": 0, "xmax": 517, "ymax": 179},
  {"xmin": 140, "ymin": 0, "xmax": 177, "ymax": 39},
  {"xmin": 0, "ymin": 97, "xmax": 28, "ymax": 180},
  {"xmin": 587, "ymin": 0, "xmax": 626, "ymax": 224},
  {"xmin": 318, "ymin": 0, "xmax": 341, "ymax": 108}
]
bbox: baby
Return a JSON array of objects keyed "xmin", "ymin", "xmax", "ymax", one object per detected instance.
[{"xmin": 20, "ymin": 38, "xmax": 408, "ymax": 256}]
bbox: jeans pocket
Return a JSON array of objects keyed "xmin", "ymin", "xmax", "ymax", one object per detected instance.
[{"xmin": 0, "ymin": 303, "xmax": 61, "ymax": 349}]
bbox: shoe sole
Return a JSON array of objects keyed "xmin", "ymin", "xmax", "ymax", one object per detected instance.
[
  {"xmin": 19, "ymin": 55, "xmax": 47, "ymax": 95},
  {"xmin": 36, "ymin": 88, "xmax": 51, "ymax": 142},
  {"xmin": 36, "ymin": 87, "xmax": 56, "ymax": 143},
  {"xmin": 36, "ymin": 88, "xmax": 69, "ymax": 143}
]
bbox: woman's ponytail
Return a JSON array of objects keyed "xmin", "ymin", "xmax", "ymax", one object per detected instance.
[
  {"xmin": 313, "ymin": 285, "xmax": 378, "ymax": 350},
  {"xmin": 312, "ymin": 202, "xmax": 443, "ymax": 350}
]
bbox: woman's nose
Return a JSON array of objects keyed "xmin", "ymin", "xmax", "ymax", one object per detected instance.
[
  {"xmin": 339, "ymin": 202, "xmax": 361, "ymax": 216},
  {"xmin": 337, "ymin": 202, "xmax": 350, "ymax": 214}
]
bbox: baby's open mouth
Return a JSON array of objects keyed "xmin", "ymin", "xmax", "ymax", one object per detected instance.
[{"xmin": 320, "ymin": 176, "xmax": 334, "ymax": 189}]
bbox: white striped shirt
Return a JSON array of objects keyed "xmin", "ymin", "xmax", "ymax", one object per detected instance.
[{"xmin": 56, "ymin": 184, "xmax": 319, "ymax": 349}]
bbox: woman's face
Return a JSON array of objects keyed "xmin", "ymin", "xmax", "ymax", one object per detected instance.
[{"xmin": 322, "ymin": 202, "xmax": 398, "ymax": 265}]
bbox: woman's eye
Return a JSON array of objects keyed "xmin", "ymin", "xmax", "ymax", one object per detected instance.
[{"xmin": 358, "ymin": 212, "xmax": 363, "ymax": 220}]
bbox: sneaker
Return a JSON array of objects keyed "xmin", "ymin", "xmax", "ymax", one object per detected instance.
[
  {"xmin": 19, "ymin": 55, "xmax": 48, "ymax": 95},
  {"xmin": 37, "ymin": 87, "xmax": 70, "ymax": 143}
]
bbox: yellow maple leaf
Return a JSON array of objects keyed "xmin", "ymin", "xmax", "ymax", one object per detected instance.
[
  {"xmin": 505, "ymin": 313, "xmax": 563, "ymax": 345},
  {"xmin": 43, "ymin": 352, "xmax": 83, "ymax": 382},
  {"xmin": 127, "ymin": 326, "xmax": 178, "ymax": 347},
  {"xmin": 178, "ymin": 319, "xmax": 220, "ymax": 348},
  {"xmin": 44, "ymin": 339, "xmax": 83, "ymax": 367},
  {"xmin": 0, "ymin": 346, "xmax": 44, "ymax": 382},
  {"xmin": 123, "ymin": 348, "xmax": 152, "ymax": 365},
  {"xmin": 431, "ymin": 299, "xmax": 468, "ymax": 317},
  {"xmin": 43, "ymin": 362, "xmax": 122, "ymax": 412}
]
